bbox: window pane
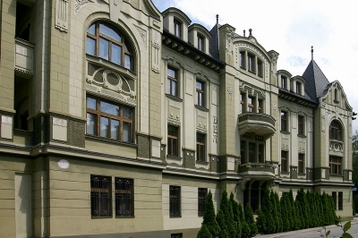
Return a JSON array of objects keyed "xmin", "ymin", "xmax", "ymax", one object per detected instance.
[
  {"xmin": 111, "ymin": 44, "xmax": 121, "ymax": 65},
  {"xmin": 111, "ymin": 119, "xmax": 119, "ymax": 140},
  {"xmin": 123, "ymin": 122, "xmax": 131, "ymax": 142},
  {"xmin": 172, "ymin": 81, "xmax": 177, "ymax": 96},
  {"xmin": 87, "ymin": 97, "xmax": 97, "ymax": 110},
  {"xmin": 168, "ymin": 68, "xmax": 176, "ymax": 78},
  {"xmin": 86, "ymin": 37, "xmax": 96, "ymax": 55},
  {"xmin": 99, "ymin": 23, "xmax": 121, "ymax": 42},
  {"xmin": 100, "ymin": 117, "xmax": 109, "ymax": 137},
  {"xmin": 125, "ymin": 54, "xmax": 132, "ymax": 70},
  {"xmin": 87, "ymin": 113, "xmax": 96, "ymax": 135},
  {"xmin": 100, "ymin": 101, "xmax": 119, "ymax": 116},
  {"xmin": 123, "ymin": 107, "xmax": 131, "ymax": 119},
  {"xmin": 99, "ymin": 38, "xmax": 109, "ymax": 60},
  {"xmin": 87, "ymin": 24, "xmax": 95, "ymax": 35},
  {"xmin": 196, "ymin": 81, "xmax": 203, "ymax": 90}
]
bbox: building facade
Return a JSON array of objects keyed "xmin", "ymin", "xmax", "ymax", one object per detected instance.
[{"xmin": 0, "ymin": 0, "xmax": 354, "ymax": 237}]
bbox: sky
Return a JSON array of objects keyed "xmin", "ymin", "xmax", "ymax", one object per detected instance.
[{"xmin": 152, "ymin": 0, "xmax": 358, "ymax": 134}]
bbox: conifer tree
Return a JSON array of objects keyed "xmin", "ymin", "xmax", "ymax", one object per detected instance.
[
  {"xmin": 272, "ymin": 190, "xmax": 283, "ymax": 232},
  {"xmin": 230, "ymin": 193, "xmax": 242, "ymax": 238},
  {"xmin": 256, "ymin": 188, "xmax": 271, "ymax": 233},
  {"xmin": 219, "ymin": 191, "xmax": 236, "ymax": 237},
  {"xmin": 288, "ymin": 190, "xmax": 296, "ymax": 230},
  {"xmin": 244, "ymin": 203, "xmax": 257, "ymax": 237},
  {"xmin": 201, "ymin": 190, "xmax": 220, "ymax": 237},
  {"xmin": 197, "ymin": 224, "xmax": 213, "ymax": 238},
  {"xmin": 280, "ymin": 193, "xmax": 289, "ymax": 232},
  {"xmin": 216, "ymin": 210, "xmax": 229, "ymax": 238}
]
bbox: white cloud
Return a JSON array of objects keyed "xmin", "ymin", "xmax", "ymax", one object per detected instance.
[{"xmin": 152, "ymin": 0, "xmax": 358, "ymax": 133}]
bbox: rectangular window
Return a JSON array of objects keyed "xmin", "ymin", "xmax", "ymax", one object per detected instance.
[
  {"xmin": 281, "ymin": 76, "xmax": 287, "ymax": 89},
  {"xmin": 174, "ymin": 19, "xmax": 182, "ymax": 38},
  {"xmin": 281, "ymin": 151, "xmax": 288, "ymax": 173},
  {"xmin": 248, "ymin": 96, "xmax": 255, "ymax": 112},
  {"xmin": 258, "ymin": 144, "xmax": 264, "ymax": 163},
  {"xmin": 240, "ymin": 51, "xmax": 246, "ymax": 69},
  {"xmin": 197, "ymin": 34, "xmax": 204, "ymax": 51},
  {"xmin": 258, "ymin": 99, "xmax": 263, "ymax": 113},
  {"xmin": 240, "ymin": 93, "xmax": 246, "ymax": 113},
  {"xmin": 196, "ymin": 133, "xmax": 206, "ymax": 162},
  {"xmin": 167, "ymin": 66, "xmax": 178, "ymax": 96},
  {"xmin": 248, "ymin": 54, "xmax": 255, "ymax": 73},
  {"xmin": 198, "ymin": 188, "xmax": 207, "ymax": 216},
  {"xmin": 298, "ymin": 153, "xmax": 304, "ymax": 174},
  {"xmin": 241, "ymin": 140, "xmax": 246, "ymax": 164},
  {"xmin": 115, "ymin": 178, "xmax": 134, "ymax": 217},
  {"xmin": 168, "ymin": 125, "xmax": 179, "ymax": 157},
  {"xmin": 170, "ymin": 186, "xmax": 181, "ymax": 217},
  {"xmin": 281, "ymin": 111, "xmax": 288, "ymax": 132},
  {"xmin": 332, "ymin": 192, "xmax": 337, "ymax": 210},
  {"xmin": 257, "ymin": 59, "xmax": 263, "ymax": 77},
  {"xmin": 296, "ymin": 82, "xmax": 302, "ymax": 95},
  {"xmin": 249, "ymin": 142, "xmax": 256, "ymax": 163},
  {"xmin": 196, "ymin": 81, "xmax": 205, "ymax": 107},
  {"xmin": 329, "ymin": 156, "xmax": 342, "ymax": 175},
  {"xmin": 338, "ymin": 192, "xmax": 343, "ymax": 210},
  {"xmin": 91, "ymin": 175, "xmax": 112, "ymax": 217},
  {"xmin": 298, "ymin": 115, "xmax": 305, "ymax": 135},
  {"xmin": 86, "ymin": 96, "xmax": 133, "ymax": 142},
  {"xmin": 171, "ymin": 234, "xmax": 183, "ymax": 238}
]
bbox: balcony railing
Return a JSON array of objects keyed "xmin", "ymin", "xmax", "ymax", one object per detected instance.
[
  {"xmin": 15, "ymin": 38, "xmax": 34, "ymax": 76},
  {"xmin": 329, "ymin": 140, "xmax": 344, "ymax": 153},
  {"xmin": 238, "ymin": 162, "xmax": 276, "ymax": 180},
  {"xmin": 238, "ymin": 113, "xmax": 276, "ymax": 138}
]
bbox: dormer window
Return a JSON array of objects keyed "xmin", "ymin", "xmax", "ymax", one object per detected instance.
[
  {"xmin": 281, "ymin": 76, "xmax": 287, "ymax": 89},
  {"xmin": 334, "ymin": 89, "xmax": 339, "ymax": 103},
  {"xmin": 296, "ymin": 82, "xmax": 302, "ymax": 95},
  {"xmin": 197, "ymin": 34, "xmax": 204, "ymax": 51},
  {"xmin": 174, "ymin": 19, "xmax": 182, "ymax": 38}
]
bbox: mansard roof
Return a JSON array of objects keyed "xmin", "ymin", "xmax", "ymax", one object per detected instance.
[{"xmin": 302, "ymin": 59, "xmax": 330, "ymax": 102}]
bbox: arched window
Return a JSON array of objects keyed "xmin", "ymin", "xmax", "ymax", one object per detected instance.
[
  {"xmin": 86, "ymin": 22, "xmax": 134, "ymax": 70},
  {"xmin": 329, "ymin": 120, "xmax": 342, "ymax": 141}
]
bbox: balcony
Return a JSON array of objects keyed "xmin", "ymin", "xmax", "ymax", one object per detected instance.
[
  {"xmin": 238, "ymin": 113, "xmax": 276, "ymax": 138},
  {"xmin": 15, "ymin": 38, "xmax": 34, "ymax": 77},
  {"xmin": 329, "ymin": 140, "xmax": 344, "ymax": 153},
  {"xmin": 238, "ymin": 163, "xmax": 276, "ymax": 180}
]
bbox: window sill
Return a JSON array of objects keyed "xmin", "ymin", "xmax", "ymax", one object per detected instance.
[
  {"xmin": 280, "ymin": 131, "xmax": 290, "ymax": 135},
  {"xmin": 330, "ymin": 174, "xmax": 344, "ymax": 178},
  {"xmin": 170, "ymin": 215, "xmax": 182, "ymax": 218},
  {"xmin": 86, "ymin": 54, "xmax": 136, "ymax": 78},
  {"xmin": 196, "ymin": 160, "xmax": 209, "ymax": 165},
  {"xmin": 195, "ymin": 105, "xmax": 209, "ymax": 112},
  {"xmin": 91, "ymin": 216, "xmax": 113, "ymax": 219},
  {"xmin": 167, "ymin": 155, "xmax": 182, "ymax": 161},
  {"xmin": 116, "ymin": 215, "xmax": 135, "ymax": 218},
  {"xmin": 165, "ymin": 94, "xmax": 183, "ymax": 102},
  {"xmin": 297, "ymin": 134, "xmax": 306, "ymax": 138},
  {"xmin": 86, "ymin": 134, "xmax": 137, "ymax": 148}
]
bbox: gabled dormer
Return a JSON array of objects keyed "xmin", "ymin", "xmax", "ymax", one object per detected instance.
[
  {"xmin": 323, "ymin": 81, "xmax": 353, "ymax": 111},
  {"xmin": 290, "ymin": 76, "xmax": 306, "ymax": 96},
  {"xmin": 162, "ymin": 7, "xmax": 191, "ymax": 41},
  {"xmin": 188, "ymin": 23, "xmax": 211, "ymax": 54},
  {"xmin": 277, "ymin": 70, "xmax": 292, "ymax": 91}
]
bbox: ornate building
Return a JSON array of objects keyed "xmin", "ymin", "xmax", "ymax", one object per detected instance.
[{"xmin": 0, "ymin": 0, "xmax": 354, "ymax": 237}]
